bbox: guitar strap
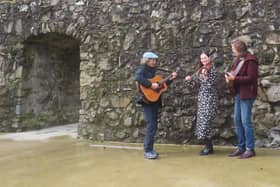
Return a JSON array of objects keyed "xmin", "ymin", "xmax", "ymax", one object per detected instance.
[{"xmin": 231, "ymin": 58, "xmax": 245, "ymax": 76}]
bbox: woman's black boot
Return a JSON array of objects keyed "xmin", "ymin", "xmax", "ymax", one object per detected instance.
[{"xmin": 199, "ymin": 139, "xmax": 214, "ymax": 156}]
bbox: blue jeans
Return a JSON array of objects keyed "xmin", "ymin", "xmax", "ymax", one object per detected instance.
[
  {"xmin": 234, "ymin": 93, "xmax": 255, "ymax": 151},
  {"xmin": 142, "ymin": 102, "xmax": 160, "ymax": 152}
]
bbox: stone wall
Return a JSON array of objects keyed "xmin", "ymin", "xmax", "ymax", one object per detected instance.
[{"xmin": 0, "ymin": 0, "xmax": 279, "ymax": 147}]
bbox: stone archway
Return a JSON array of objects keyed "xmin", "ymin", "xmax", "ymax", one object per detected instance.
[{"xmin": 18, "ymin": 33, "xmax": 81, "ymax": 130}]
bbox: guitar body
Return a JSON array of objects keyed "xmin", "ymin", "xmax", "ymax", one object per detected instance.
[
  {"xmin": 139, "ymin": 75, "xmax": 168, "ymax": 102},
  {"xmin": 227, "ymin": 79, "xmax": 235, "ymax": 95},
  {"xmin": 226, "ymin": 58, "xmax": 246, "ymax": 96}
]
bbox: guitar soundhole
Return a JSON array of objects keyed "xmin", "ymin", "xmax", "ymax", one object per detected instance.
[{"xmin": 155, "ymin": 84, "xmax": 165, "ymax": 92}]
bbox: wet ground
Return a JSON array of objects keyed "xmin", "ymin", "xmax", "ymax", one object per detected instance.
[{"xmin": 0, "ymin": 125, "xmax": 279, "ymax": 187}]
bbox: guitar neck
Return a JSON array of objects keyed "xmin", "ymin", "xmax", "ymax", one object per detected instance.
[
  {"xmin": 158, "ymin": 68, "xmax": 179, "ymax": 85},
  {"xmin": 159, "ymin": 76, "xmax": 170, "ymax": 85}
]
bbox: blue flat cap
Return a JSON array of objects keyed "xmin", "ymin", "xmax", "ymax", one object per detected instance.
[{"xmin": 142, "ymin": 52, "xmax": 158, "ymax": 59}]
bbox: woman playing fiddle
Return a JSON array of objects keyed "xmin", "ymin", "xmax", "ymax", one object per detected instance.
[{"xmin": 185, "ymin": 49, "xmax": 219, "ymax": 156}]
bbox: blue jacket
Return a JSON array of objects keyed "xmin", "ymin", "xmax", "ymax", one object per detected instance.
[{"xmin": 135, "ymin": 65, "xmax": 156, "ymax": 88}]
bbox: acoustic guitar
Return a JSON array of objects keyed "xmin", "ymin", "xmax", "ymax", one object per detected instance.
[
  {"xmin": 138, "ymin": 70, "xmax": 178, "ymax": 102},
  {"xmin": 225, "ymin": 72, "xmax": 236, "ymax": 95},
  {"xmin": 225, "ymin": 58, "xmax": 245, "ymax": 95}
]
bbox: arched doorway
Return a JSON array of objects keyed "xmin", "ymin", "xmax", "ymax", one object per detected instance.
[{"xmin": 19, "ymin": 33, "xmax": 81, "ymax": 129}]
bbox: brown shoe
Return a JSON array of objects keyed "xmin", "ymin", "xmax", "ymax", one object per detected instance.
[
  {"xmin": 239, "ymin": 150, "xmax": 256, "ymax": 159},
  {"xmin": 228, "ymin": 149, "xmax": 245, "ymax": 157}
]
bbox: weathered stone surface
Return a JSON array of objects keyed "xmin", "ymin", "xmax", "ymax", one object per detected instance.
[
  {"xmin": 261, "ymin": 79, "xmax": 272, "ymax": 88},
  {"xmin": 220, "ymin": 129, "xmax": 235, "ymax": 139},
  {"xmin": 0, "ymin": 0, "xmax": 279, "ymax": 148},
  {"xmin": 4, "ymin": 22, "xmax": 13, "ymax": 33},
  {"xmin": 268, "ymin": 125, "xmax": 280, "ymax": 147},
  {"xmin": 51, "ymin": 0, "xmax": 60, "ymax": 6},
  {"xmin": 123, "ymin": 117, "xmax": 132, "ymax": 127},
  {"xmin": 266, "ymin": 85, "xmax": 280, "ymax": 102},
  {"xmin": 110, "ymin": 96, "xmax": 130, "ymax": 108},
  {"xmin": 266, "ymin": 32, "xmax": 280, "ymax": 44},
  {"xmin": 97, "ymin": 55, "xmax": 112, "ymax": 71}
]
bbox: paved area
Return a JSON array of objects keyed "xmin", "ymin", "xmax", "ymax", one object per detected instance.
[
  {"xmin": 0, "ymin": 123, "xmax": 77, "ymax": 140},
  {"xmin": 0, "ymin": 125, "xmax": 279, "ymax": 187}
]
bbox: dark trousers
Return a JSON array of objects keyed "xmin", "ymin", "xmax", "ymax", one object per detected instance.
[{"xmin": 142, "ymin": 102, "xmax": 160, "ymax": 152}]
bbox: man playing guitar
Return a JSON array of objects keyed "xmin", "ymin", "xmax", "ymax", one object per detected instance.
[
  {"xmin": 135, "ymin": 51, "xmax": 177, "ymax": 159},
  {"xmin": 225, "ymin": 39, "xmax": 258, "ymax": 159}
]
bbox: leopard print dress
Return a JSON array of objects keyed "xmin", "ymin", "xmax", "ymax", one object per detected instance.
[{"xmin": 190, "ymin": 65, "xmax": 219, "ymax": 140}]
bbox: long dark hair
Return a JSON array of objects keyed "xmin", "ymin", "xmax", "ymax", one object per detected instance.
[{"xmin": 198, "ymin": 48, "xmax": 217, "ymax": 76}]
